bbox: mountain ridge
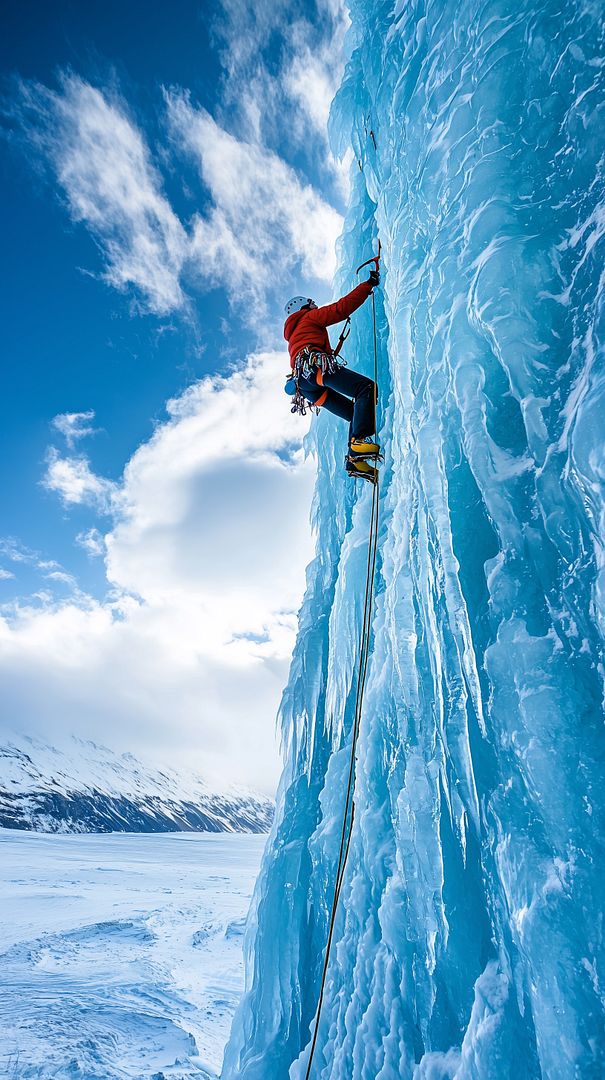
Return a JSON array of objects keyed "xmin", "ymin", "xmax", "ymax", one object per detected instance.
[{"xmin": 0, "ymin": 735, "xmax": 274, "ymax": 834}]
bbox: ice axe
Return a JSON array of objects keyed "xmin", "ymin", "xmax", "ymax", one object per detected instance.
[
  {"xmin": 332, "ymin": 245, "xmax": 380, "ymax": 361},
  {"xmin": 355, "ymin": 239, "xmax": 381, "ymax": 278}
]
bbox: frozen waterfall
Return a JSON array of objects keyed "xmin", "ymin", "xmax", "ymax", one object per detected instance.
[{"xmin": 222, "ymin": 0, "xmax": 605, "ymax": 1076}]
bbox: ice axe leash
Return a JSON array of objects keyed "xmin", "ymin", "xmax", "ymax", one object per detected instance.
[
  {"xmin": 330, "ymin": 236, "xmax": 381, "ymax": 359},
  {"xmin": 332, "ymin": 316, "xmax": 351, "ymax": 359}
]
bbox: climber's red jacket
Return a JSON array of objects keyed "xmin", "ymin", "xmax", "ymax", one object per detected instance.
[{"xmin": 284, "ymin": 281, "xmax": 373, "ymax": 368}]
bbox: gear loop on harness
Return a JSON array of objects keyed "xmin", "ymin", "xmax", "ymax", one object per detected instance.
[
  {"xmin": 288, "ymin": 346, "xmax": 346, "ymax": 416},
  {"xmin": 295, "ymin": 346, "xmax": 345, "ymax": 381}
]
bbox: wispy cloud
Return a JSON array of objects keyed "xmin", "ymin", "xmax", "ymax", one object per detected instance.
[
  {"xmin": 43, "ymin": 569, "xmax": 78, "ymax": 588},
  {"xmin": 43, "ymin": 448, "xmax": 117, "ymax": 511},
  {"xmin": 76, "ymin": 528, "xmax": 106, "ymax": 558},
  {"xmin": 0, "ymin": 538, "xmax": 80, "ymax": 600},
  {"xmin": 214, "ymin": 1, "xmax": 350, "ymax": 186},
  {"xmin": 0, "ymin": 538, "xmax": 58, "ymax": 569},
  {"xmin": 10, "ymin": 74, "xmax": 188, "ymax": 315},
  {"xmin": 52, "ymin": 409, "xmax": 99, "ymax": 449},
  {"xmin": 9, "ymin": 67, "xmax": 344, "ymax": 321},
  {"xmin": 166, "ymin": 92, "xmax": 342, "ymax": 310}
]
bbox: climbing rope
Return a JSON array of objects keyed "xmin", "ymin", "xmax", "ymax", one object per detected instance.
[{"xmin": 304, "ymin": 251, "xmax": 381, "ymax": 1080}]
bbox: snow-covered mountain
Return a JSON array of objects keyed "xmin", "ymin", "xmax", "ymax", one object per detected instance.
[{"xmin": 0, "ymin": 736, "xmax": 274, "ymax": 834}]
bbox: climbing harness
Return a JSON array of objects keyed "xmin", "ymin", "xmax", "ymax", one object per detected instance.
[
  {"xmin": 295, "ymin": 347, "xmax": 344, "ymax": 382},
  {"xmin": 288, "ymin": 314, "xmax": 352, "ymax": 419},
  {"xmin": 304, "ymin": 243, "xmax": 381, "ymax": 1080},
  {"xmin": 286, "ymin": 297, "xmax": 356, "ymax": 416}
]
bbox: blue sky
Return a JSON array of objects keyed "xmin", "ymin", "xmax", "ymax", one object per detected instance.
[{"xmin": 0, "ymin": 0, "xmax": 350, "ymax": 792}]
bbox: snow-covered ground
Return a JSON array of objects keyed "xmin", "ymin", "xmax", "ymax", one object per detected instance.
[{"xmin": 0, "ymin": 828, "xmax": 266, "ymax": 1079}]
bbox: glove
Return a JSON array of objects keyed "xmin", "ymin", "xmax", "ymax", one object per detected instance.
[{"xmin": 368, "ymin": 268, "xmax": 380, "ymax": 287}]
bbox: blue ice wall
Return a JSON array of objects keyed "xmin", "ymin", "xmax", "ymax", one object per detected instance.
[{"xmin": 221, "ymin": 1, "xmax": 605, "ymax": 1077}]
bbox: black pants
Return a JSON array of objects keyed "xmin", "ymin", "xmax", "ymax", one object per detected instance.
[{"xmin": 298, "ymin": 366, "xmax": 376, "ymax": 439}]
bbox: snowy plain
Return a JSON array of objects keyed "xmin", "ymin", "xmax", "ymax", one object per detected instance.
[{"xmin": 0, "ymin": 828, "xmax": 266, "ymax": 1079}]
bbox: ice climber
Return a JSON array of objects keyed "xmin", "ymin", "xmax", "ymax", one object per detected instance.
[{"xmin": 284, "ymin": 269, "xmax": 380, "ymax": 483}]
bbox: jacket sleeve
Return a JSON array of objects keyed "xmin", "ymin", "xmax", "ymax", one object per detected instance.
[{"xmin": 311, "ymin": 280, "xmax": 373, "ymax": 328}]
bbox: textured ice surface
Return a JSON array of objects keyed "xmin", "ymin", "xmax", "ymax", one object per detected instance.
[
  {"xmin": 0, "ymin": 829, "xmax": 265, "ymax": 1078},
  {"xmin": 222, "ymin": 1, "xmax": 605, "ymax": 1077}
]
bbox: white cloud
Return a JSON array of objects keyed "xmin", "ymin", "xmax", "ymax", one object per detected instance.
[
  {"xmin": 14, "ymin": 75, "xmax": 188, "ymax": 315},
  {"xmin": 0, "ymin": 538, "xmax": 61, "ymax": 573},
  {"xmin": 166, "ymin": 93, "xmax": 342, "ymax": 308},
  {"xmin": 0, "ymin": 540, "xmax": 84, "ymax": 607},
  {"xmin": 43, "ymin": 570, "xmax": 78, "ymax": 588},
  {"xmin": 52, "ymin": 410, "xmax": 99, "ymax": 449},
  {"xmin": 0, "ymin": 539, "xmax": 32, "ymax": 565},
  {"xmin": 107, "ymin": 352, "xmax": 313, "ymax": 634},
  {"xmin": 43, "ymin": 449, "xmax": 117, "ymax": 512},
  {"xmin": 283, "ymin": 13, "xmax": 349, "ymax": 135},
  {"xmin": 214, "ymin": 1, "xmax": 350, "ymax": 198},
  {"xmin": 76, "ymin": 528, "xmax": 106, "ymax": 558},
  {"xmin": 1, "ymin": 354, "xmax": 315, "ymax": 793},
  {"xmin": 285, "ymin": 54, "xmax": 336, "ymax": 133}
]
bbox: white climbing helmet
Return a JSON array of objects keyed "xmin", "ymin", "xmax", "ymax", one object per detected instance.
[{"xmin": 284, "ymin": 296, "xmax": 313, "ymax": 316}]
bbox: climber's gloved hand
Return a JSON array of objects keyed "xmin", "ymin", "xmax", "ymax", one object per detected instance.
[{"xmin": 368, "ymin": 268, "xmax": 380, "ymax": 287}]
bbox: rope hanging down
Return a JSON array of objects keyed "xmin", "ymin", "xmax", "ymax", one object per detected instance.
[{"xmin": 304, "ymin": 246, "xmax": 381, "ymax": 1080}]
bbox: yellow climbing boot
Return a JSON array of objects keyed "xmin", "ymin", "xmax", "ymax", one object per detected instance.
[
  {"xmin": 345, "ymin": 456, "xmax": 378, "ymax": 484},
  {"xmin": 349, "ymin": 437, "xmax": 381, "ymax": 460}
]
